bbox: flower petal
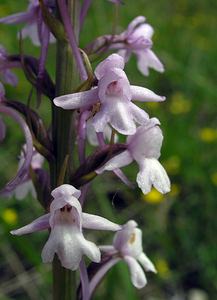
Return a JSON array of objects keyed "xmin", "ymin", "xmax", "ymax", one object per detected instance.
[
  {"xmin": 15, "ymin": 180, "xmax": 36, "ymax": 200},
  {"xmin": 53, "ymin": 87, "xmax": 99, "ymax": 110},
  {"xmin": 145, "ymin": 49, "xmax": 164, "ymax": 73},
  {"xmin": 21, "ymin": 23, "xmax": 41, "ymax": 46},
  {"xmin": 82, "ymin": 213, "xmax": 121, "ymax": 231},
  {"xmin": 98, "ymin": 68, "xmax": 131, "ymax": 103},
  {"xmin": 96, "ymin": 150, "xmax": 133, "ymax": 174},
  {"xmin": 86, "ymin": 119, "xmax": 117, "ymax": 146},
  {"xmin": 131, "ymin": 85, "xmax": 165, "ymax": 102},
  {"xmin": 133, "ymin": 23, "xmax": 154, "ymax": 40},
  {"xmin": 113, "ymin": 220, "xmax": 138, "ymax": 251},
  {"xmin": 124, "ymin": 256, "xmax": 147, "ymax": 289},
  {"xmin": 126, "ymin": 228, "xmax": 143, "ymax": 257},
  {"xmin": 49, "ymin": 195, "xmax": 79, "ymax": 212},
  {"xmin": 79, "ymin": 235, "xmax": 101, "ymax": 263},
  {"xmin": 41, "ymin": 235, "xmax": 56, "ymax": 264},
  {"xmin": 42, "ymin": 225, "xmax": 83, "ymax": 270},
  {"xmin": 31, "ymin": 151, "xmax": 44, "ymax": 170},
  {"xmin": 49, "ymin": 196, "xmax": 82, "ymax": 228},
  {"xmin": 3, "ymin": 70, "xmax": 18, "ymax": 86},
  {"xmin": 128, "ymin": 123, "xmax": 163, "ymax": 162},
  {"xmin": 109, "ymin": 101, "xmax": 137, "ymax": 135},
  {"xmin": 51, "ymin": 184, "xmax": 81, "ymax": 199},
  {"xmin": 0, "ymin": 12, "xmax": 33, "ymax": 24},
  {"xmin": 138, "ymin": 252, "xmax": 157, "ymax": 273},
  {"xmin": 136, "ymin": 158, "xmax": 171, "ymax": 194},
  {"xmin": 86, "ymin": 118, "xmax": 101, "ymax": 146},
  {"xmin": 11, "ymin": 213, "xmax": 50, "ymax": 236},
  {"xmin": 92, "ymin": 105, "xmax": 110, "ymax": 133},
  {"xmin": 136, "ymin": 52, "xmax": 149, "ymax": 76},
  {"xmin": 136, "ymin": 50, "xmax": 164, "ymax": 76},
  {"xmin": 129, "ymin": 102, "xmax": 149, "ymax": 124},
  {"xmin": 95, "ymin": 53, "xmax": 125, "ymax": 79},
  {"xmin": 127, "ymin": 16, "xmax": 146, "ymax": 35}
]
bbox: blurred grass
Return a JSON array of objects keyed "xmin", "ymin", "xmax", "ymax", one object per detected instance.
[{"xmin": 0, "ymin": 0, "xmax": 217, "ymax": 299}]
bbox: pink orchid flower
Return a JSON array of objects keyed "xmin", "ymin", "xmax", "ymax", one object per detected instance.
[
  {"xmin": 0, "ymin": 0, "xmax": 55, "ymax": 46},
  {"xmin": 54, "ymin": 54, "xmax": 165, "ymax": 135},
  {"xmin": 97, "ymin": 117, "xmax": 171, "ymax": 194},
  {"xmin": 11, "ymin": 184, "xmax": 121, "ymax": 270},
  {"xmin": 90, "ymin": 220, "xmax": 156, "ymax": 293},
  {"xmin": 114, "ymin": 16, "xmax": 165, "ymax": 76}
]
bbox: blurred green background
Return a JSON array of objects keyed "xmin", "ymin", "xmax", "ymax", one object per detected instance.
[{"xmin": 0, "ymin": 0, "xmax": 217, "ymax": 299}]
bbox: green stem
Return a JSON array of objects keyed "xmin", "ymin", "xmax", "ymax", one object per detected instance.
[
  {"xmin": 50, "ymin": 0, "xmax": 80, "ymax": 299},
  {"xmin": 52, "ymin": 256, "xmax": 76, "ymax": 300}
]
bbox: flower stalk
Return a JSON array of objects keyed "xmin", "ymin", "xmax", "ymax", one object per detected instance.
[{"xmin": 51, "ymin": 0, "xmax": 81, "ymax": 299}]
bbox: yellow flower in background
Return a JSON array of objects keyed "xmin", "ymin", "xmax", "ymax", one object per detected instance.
[
  {"xmin": 169, "ymin": 184, "xmax": 181, "ymax": 197},
  {"xmin": 143, "ymin": 189, "xmax": 164, "ymax": 204},
  {"xmin": 163, "ymin": 156, "xmax": 181, "ymax": 175},
  {"xmin": 169, "ymin": 92, "xmax": 191, "ymax": 114},
  {"xmin": 211, "ymin": 172, "xmax": 217, "ymax": 186},
  {"xmin": 143, "ymin": 184, "xmax": 180, "ymax": 204},
  {"xmin": 199, "ymin": 128, "xmax": 217, "ymax": 143},
  {"xmin": 155, "ymin": 258, "xmax": 170, "ymax": 278},
  {"xmin": 2, "ymin": 208, "xmax": 18, "ymax": 225}
]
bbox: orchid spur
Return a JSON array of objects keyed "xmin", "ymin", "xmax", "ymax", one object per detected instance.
[
  {"xmin": 11, "ymin": 184, "xmax": 121, "ymax": 270},
  {"xmin": 54, "ymin": 54, "xmax": 165, "ymax": 136}
]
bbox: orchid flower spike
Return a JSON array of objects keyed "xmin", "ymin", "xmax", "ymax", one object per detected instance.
[
  {"xmin": 9, "ymin": 146, "xmax": 44, "ymax": 200},
  {"xmin": 113, "ymin": 16, "xmax": 164, "ymax": 76},
  {"xmin": 93, "ymin": 220, "xmax": 156, "ymax": 290},
  {"xmin": 0, "ymin": 45, "xmax": 18, "ymax": 86},
  {"xmin": 54, "ymin": 54, "xmax": 165, "ymax": 136},
  {"xmin": 97, "ymin": 117, "xmax": 171, "ymax": 194},
  {"xmin": 11, "ymin": 184, "xmax": 121, "ymax": 270},
  {"xmin": 0, "ymin": 0, "xmax": 55, "ymax": 46}
]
